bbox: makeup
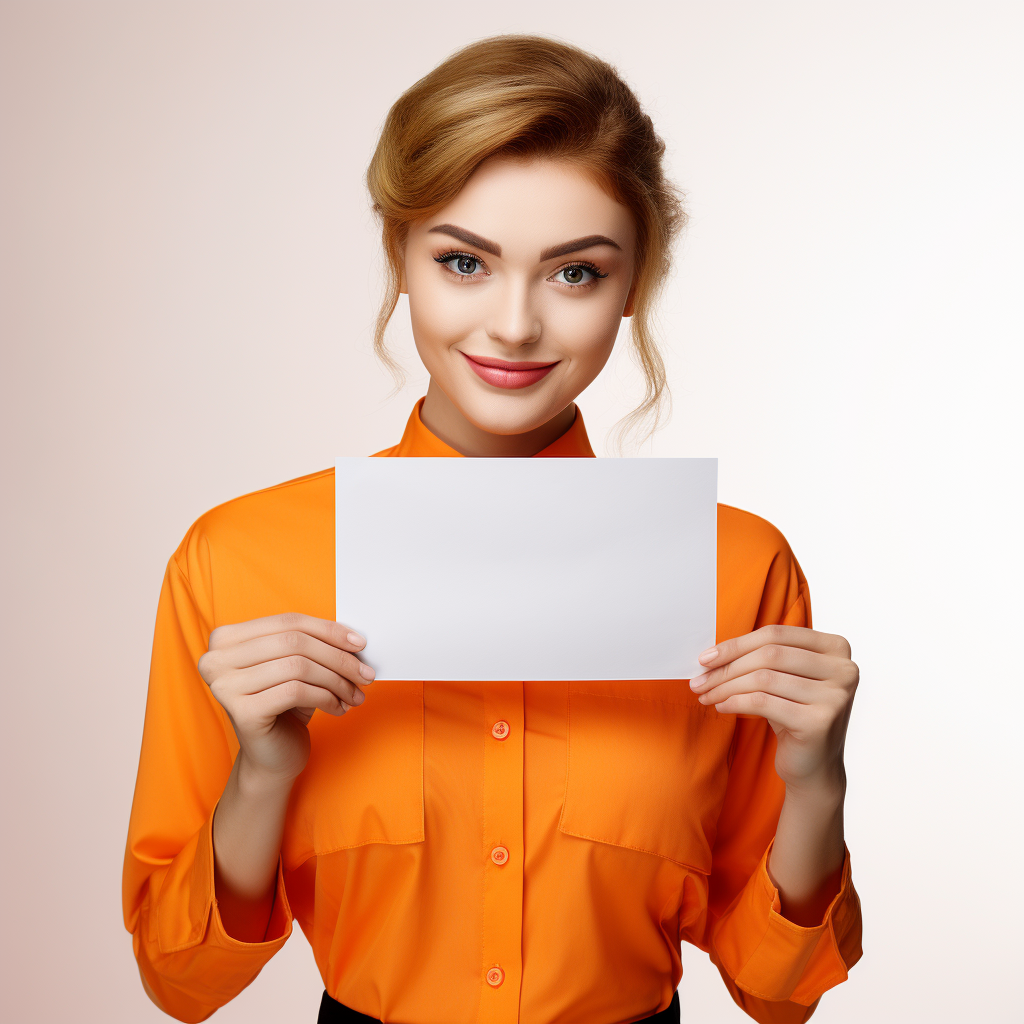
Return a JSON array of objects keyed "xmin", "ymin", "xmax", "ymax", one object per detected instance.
[{"xmin": 459, "ymin": 351, "xmax": 559, "ymax": 390}]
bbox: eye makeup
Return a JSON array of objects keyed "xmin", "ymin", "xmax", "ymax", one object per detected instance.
[
  {"xmin": 551, "ymin": 261, "xmax": 608, "ymax": 288},
  {"xmin": 432, "ymin": 250, "xmax": 609, "ymax": 289},
  {"xmin": 433, "ymin": 250, "xmax": 489, "ymax": 279}
]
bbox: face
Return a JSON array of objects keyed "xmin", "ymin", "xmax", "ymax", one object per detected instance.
[{"xmin": 401, "ymin": 155, "xmax": 638, "ymax": 437}]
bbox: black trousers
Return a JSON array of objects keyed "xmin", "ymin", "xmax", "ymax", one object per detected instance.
[{"xmin": 318, "ymin": 988, "xmax": 681, "ymax": 1023}]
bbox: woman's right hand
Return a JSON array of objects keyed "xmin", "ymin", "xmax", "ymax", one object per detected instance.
[{"xmin": 197, "ymin": 612, "xmax": 375, "ymax": 784}]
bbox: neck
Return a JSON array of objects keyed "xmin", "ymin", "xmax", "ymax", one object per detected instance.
[{"xmin": 419, "ymin": 378, "xmax": 576, "ymax": 458}]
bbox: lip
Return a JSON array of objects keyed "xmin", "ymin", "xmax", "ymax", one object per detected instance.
[{"xmin": 459, "ymin": 351, "xmax": 559, "ymax": 390}]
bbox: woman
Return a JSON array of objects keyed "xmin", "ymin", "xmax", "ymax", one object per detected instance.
[{"xmin": 123, "ymin": 34, "xmax": 862, "ymax": 1024}]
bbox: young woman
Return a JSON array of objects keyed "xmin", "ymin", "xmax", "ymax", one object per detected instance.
[{"xmin": 123, "ymin": 35, "xmax": 862, "ymax": 1024}]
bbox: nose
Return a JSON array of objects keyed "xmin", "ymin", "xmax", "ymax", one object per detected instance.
[{"xmin": 485, "ymin": 275, "xmax": 542, "ymax": 348}]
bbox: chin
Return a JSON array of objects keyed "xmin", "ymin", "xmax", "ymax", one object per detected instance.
[{"xmin": 453, "ymin": 385, "xmax": 567, "ymax": 437}]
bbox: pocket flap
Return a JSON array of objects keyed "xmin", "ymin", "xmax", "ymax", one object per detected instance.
[
  {"xmin": 558, "ymin": 680, "xmax": 735, "ymax": 873},
  {"xmin": 283, "ymin": 680, "xmax": 424, "ymax": 867}
]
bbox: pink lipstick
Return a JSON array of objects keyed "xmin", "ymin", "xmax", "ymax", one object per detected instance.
[{"xmin": 459, "ymin": 351, "xmax": 559, "ymax": 390}]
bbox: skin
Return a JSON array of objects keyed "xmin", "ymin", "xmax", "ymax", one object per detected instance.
[
  {"xmin": 199, "ymin": 614, "xmax": 373, "ymax": 941},
  {"xmin": 692, "ymin": 628, "xmax": 858, "ymax": 924},
  {"xmin": 200, "ymin": 155, "xmax": 857, "ymax": 946},
  {"xmin": 400, "ymin": 154, "xmax": 638, "ymax": 456}
]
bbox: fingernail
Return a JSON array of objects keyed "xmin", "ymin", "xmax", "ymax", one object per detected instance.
[
  {"xmin": 352, "ymin": 689, "xmax": 366, "ymax": 705},
  {"xmin": 348, "ymin": 632, "xmax": 365, "ymax": 647},
  {"xmin": 698, "ymin": 647, "xmax": 718, "ymax": 665},
  {"xmin": 689, "ymin": 673, "xmax": 707, "ymax": 690},
  {"xmin": 359, "ymin": 663, "xmax": 375, "ymax": 680}
]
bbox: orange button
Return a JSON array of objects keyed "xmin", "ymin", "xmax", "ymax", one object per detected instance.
[
  {"xmin": 490, "ymin": 845, "xmax": 509, "ymax": 866},
  {"xmin": 486, "ymin": 966, "xmax": 504, "ymax": 987},
  {"xmin": 491, "ymin": 720, "xmax": 510, "ymax": 740}
]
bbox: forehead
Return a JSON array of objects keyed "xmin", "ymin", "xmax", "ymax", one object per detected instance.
[{"xmin": 421, "ymin": 156, "xmax": 635, "ymax": 257}]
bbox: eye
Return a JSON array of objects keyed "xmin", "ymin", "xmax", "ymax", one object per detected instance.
[
  {"xmin": 551, "ymin": 262, "xmax": 608, "ymax": 288},
  {"xmin": 434, "ymin": 250, "xmax": 488, "ymax": 279}
]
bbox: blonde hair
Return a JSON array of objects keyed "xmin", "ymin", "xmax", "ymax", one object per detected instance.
[{"xmin": 365, "ymin": 34, "xmax": 686, "ymax": 449}]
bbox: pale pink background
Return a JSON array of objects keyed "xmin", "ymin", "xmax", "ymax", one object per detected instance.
[{"xmin": 2, "ymin": 2, "xmax": 1021, "ymax": 1021}]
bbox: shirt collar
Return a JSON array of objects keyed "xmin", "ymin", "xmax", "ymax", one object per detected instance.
[{"xmin": 386, "ymin": 396, "xmax": 596, "ymax": 458}]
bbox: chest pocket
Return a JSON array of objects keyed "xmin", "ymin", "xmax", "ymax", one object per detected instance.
[
  {"xmin": 283, "ymin": 680, "xmax": 424, "ymax": 868},
  {"xmin": 558, "ymin": 679, "xmax": 736, "ymax": 874}
]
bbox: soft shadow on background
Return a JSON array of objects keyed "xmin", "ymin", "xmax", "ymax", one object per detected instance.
[{"xmin": 1, "ymin": 2, "xmax": 1021, "ymax": 1021}]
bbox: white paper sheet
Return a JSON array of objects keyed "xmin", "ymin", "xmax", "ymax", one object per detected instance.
[{"xmin": 336, "ymin": 456, "xmax": 717, "ymax": 681}]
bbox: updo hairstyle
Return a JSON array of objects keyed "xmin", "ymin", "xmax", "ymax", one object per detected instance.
[{"xmin": 366, "ymin": 34, "xmax": 686, "ymax": 447}]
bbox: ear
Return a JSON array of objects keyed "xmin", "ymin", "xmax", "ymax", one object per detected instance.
[
  {"xmin": 622, "ymin": 280, "xmax": 637, "ymax": 318},
  {"xmin": 398, "ymin": 244, "xmax": 408, "ymax": 295}
]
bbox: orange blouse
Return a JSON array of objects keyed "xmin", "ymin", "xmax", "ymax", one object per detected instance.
[{"xmin": 123, "ymin": 398, "xmax": 862, "ymax": 1024}]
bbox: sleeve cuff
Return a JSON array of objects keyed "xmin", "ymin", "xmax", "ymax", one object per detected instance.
[
  {"xmin": 711, "ymin": 836, "xmax": 863, "ymax": 1006},
  {"xmin": 208, "ymin": 851, "xmax": 294, "ymax": 949},
  {"xmin": 156, "ymin": 803, "xmax": 294, "ymax": 956}
]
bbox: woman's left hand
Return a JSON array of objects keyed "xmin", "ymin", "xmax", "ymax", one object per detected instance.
[{"xmin": 688, "ymin": 626, "xmax": 859, "ymax": 791}]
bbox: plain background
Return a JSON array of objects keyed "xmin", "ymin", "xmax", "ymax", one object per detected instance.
[{"xmin": 1, "ymin": 1, "xmax": 1021, "ymax": 1021}]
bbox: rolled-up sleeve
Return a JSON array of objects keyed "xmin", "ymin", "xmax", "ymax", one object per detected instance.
[
  {"xmin": 711, "ymin": 832, "xmax": 861, "ymax": 1017},
  {"xmin": 122, "ymin": 534, "xmax": 293, "ymax": 1023}
]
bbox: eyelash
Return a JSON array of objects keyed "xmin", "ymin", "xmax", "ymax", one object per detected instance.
[{"xmin": 432, "ymin": 250, "xmax": 609, "ymax": 290}]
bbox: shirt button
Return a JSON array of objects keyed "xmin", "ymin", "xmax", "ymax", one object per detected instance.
[
  {"xmin": 491, "ymin": 720, "xmax": 510, "ymax": 740},
  {"xmin": 486, "ymin": 966, "xmax": 504, "ymax": 987},
  {"xmin": 490, "ymin": 845, "xmax": 509, "ymax": 866}
]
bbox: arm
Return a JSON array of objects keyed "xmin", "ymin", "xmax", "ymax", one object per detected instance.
[
  {"xmin": 123, "ymin": 534, "xmax": 371, "ymax": 1021},
  {"xmin": 686, "ymin": 582, "xmax": 863, "ymax": 1022},
  {"xmin": 198, "ymin": 608, "xmax": 374, "ymax": 942},
  {"xmin": 768, "ymin": 774, "xmax": 847, "ymax": 928},
  {"xmin": 122, "ymin": 556, "xmax": 295, "ymax": 1023},
  {"xmin": 695, "ymin": 616, "xmax": 858, "ymax": 931},
  {"xmin": 212, "ymin": 753, "xmax": 295, "ymax": 943},
  {"xmin": 700, "ymin": 738, "xmax": 860, "ymax": 1022}
]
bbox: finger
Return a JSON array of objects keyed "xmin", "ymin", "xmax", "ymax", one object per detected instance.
[
  {"xmin": 288, "ymin": 707, "xmax": 316, "ymax": 725},
  {"xmin": 289, "ymin": 701, "xmax": 360, "ymax": 724},
  {"xmin": 206, "ymin": 629, "xmax": 376, "ymax": 684},
  {"xmin": 697, "ymin": 625, "xmax": 847, "ymax": 671},
  {"xmin": 697, "ymin": 668, "xmax": 826, "ymax": 708},
  {"xmin": 254, "ymin": 680, "xmax": 349, "ymax": 719},
  {"xmin": 711, "ymin": 690, "xmax": 816, "ymax": 732},
  {"xmin": 690, "ymin": 644, "xmax": 835, "ymax": 693},
  {"xmin": 208, "ymin": 612, "xmax": 367, "ymax": 655},
  {"xmin": 233, "ymin": 656, "xmax": 367, "ymax": 707}
]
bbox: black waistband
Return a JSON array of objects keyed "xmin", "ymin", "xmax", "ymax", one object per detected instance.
[{"xmin": 318, "ymin": 988, "xmax": 680, "ymax": 1024}]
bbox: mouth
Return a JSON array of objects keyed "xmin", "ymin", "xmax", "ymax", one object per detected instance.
[{"xmin": 459, "ymin": 351, "xmax": 560, "ymax": 390}]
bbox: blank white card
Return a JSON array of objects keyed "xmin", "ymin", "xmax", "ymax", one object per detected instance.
[{"xmin": 336, "ymin": 457, "xmax": 717, "ymax": 681}]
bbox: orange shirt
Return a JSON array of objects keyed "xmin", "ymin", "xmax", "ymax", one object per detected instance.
[{"xmin": 123, "ymin": 398, "xmax": 862, "ymax": 1024}]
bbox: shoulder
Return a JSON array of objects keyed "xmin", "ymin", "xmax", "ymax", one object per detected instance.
[
  {"xmin": 170, "ymin": 466, "xmax": 335, "ymax": 587},
  {"xmin": 717, "ymin": 501, "xmax": 796, "ymax": 564},
  {"xmin": 716, "ymin": 502, "xmax": 810, "ymax": 633}
]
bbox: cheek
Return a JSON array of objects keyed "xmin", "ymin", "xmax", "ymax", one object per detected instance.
[
  {"xmin": 407, "ymin": 274, "xmax": 478, "ymax": 350},
  {"xmin": 543, "ymin": 293, "xmax": 623, "ymax": 365}
]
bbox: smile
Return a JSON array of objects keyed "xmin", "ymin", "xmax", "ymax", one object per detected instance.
[{"xmin": 459, "ymin": 351, "xmax": 559, "ymax": 390}]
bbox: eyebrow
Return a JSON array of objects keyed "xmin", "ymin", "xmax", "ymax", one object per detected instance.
[
  {"xmin": 428, "ymin": 224, "xmax": 501, "ymax": 257},
  {"xmin": 427, "ymin": 223, "xmax": 621, "ymax": 262},
  {"xmin": 539, "ymin": 234, "xmax": 622, "ymax": 261}
]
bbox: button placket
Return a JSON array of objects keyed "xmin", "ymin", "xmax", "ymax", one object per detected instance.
[{"xmin": 479, "ymin": 682, "xmax": 524, "ymax": 1021}]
